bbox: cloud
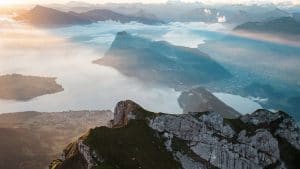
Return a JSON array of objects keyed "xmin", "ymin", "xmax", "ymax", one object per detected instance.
[
  {"xmin": 0, "ymin": 20, "xmax": 183, "ymax": 114},
  {"xmin": 217, "ymin": 16, "xmax": 226, "ymax": 23},
  {"xmin": 204, "ymin": 8, "xmax": 212, "ymax": 15},
  {"xmin": 2, "ymin": 0, "xmax": 299, "ymax": 5}
]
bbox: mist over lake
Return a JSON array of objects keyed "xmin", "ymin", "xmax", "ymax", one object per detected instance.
[
  {"xmin": 2, "ymin": 2, "xmax": 300, "ymax": 169},
  {"xmin": 0, "ymin": 17, "xmax": 299, "ymax": 120}
]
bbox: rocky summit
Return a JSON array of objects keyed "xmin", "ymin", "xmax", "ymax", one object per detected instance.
[{"xmin": 50, "ymin": 100, "xmax": 300, "ymax": 169}]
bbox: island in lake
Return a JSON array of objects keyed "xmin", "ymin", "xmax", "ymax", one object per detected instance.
[{"xmin": 0, "ymin": 74, "xmax": 64, "ymax": 101}]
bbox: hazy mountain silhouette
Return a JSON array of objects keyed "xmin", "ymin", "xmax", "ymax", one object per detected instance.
[{"xmin": 95, "ymin": 31, "xmax": 232, "ymax": 89}]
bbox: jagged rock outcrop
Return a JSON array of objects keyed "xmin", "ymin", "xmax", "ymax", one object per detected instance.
[
  {"xmin": 110, "ymin": 100, "xmax": 142, "ymax": 127},
  {"xmin": 50, "ymin": 100, "xmax": 300, "ymax": 169},
  {"xmin": 241, "ymin": 110, "xmax": 300, "ymax": 150},
  {"xmin": 150, "ymin": 112, "xmax": 281, "ymax": 169}
]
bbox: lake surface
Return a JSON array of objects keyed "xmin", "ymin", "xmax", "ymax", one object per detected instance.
[
  {"xmin": 213, "ymin": 92, "xmax": 262, "ymax": 114},
  {"xmin": 0, "ymin": 20, "xmax": 187, "ymax": 113},
  {"xmin": 1, "ymin": 18, "xmax": 298, "ymax": 118}
]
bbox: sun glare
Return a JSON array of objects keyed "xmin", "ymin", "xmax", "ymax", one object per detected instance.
[{"xmin": 0, "ymin": 0, "xmax": 21, "ymax": 6}]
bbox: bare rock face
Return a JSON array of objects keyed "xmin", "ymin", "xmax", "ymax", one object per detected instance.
[
  {"xmin": 150, "ymin": 112, "xmax": 282, "ymax": 169},
  {"xmin": 110, "ymin": 100, "xmax": 142, "ymax": 127},
  {"xmin": 241, "ymin": 110, "xmax": 300, "ymax": 150},
  {"xmin": 50, "ymin": 100, "xmax": 300, "ymax": 169}
]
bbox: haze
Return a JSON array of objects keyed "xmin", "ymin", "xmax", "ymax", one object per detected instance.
[{"xmin": 0, "ymin": 0, "xmax": 299, "ymax": 6}]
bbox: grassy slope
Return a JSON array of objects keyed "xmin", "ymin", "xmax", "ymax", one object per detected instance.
[{"xmin": 85, "ymin": 120, "xmax": 182, "ymax": 169}]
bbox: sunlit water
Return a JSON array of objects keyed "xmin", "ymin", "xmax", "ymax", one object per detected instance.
[
  {"xmin": 0, "ymin": 18, "xmax": 264, "ymax": 114},
  {"xmin": 213, "ymin": 92, "xmax": 263, "ymax": 114}
]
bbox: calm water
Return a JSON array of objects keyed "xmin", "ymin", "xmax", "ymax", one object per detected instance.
[{"xmin": 2, "ymin": 18, "xmax": 297, "ymax": 116}]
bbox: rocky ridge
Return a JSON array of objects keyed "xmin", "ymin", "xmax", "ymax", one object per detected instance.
[{"xmin": 50, "ymin": 100, "xmax": 300, "ymax": 169}]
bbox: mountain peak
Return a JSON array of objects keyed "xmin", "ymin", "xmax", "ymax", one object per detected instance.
[
  {"xmin": 111, "ymin": 100, "xmax": 143, "ymax": 127},
  {"xmin": 31, "ymin": 5, "xmax": 52, "ymax": 12},
  {"xmin": 110, "ymin": 100, "xmax": 156, "ymax": 127},
  {"xmin": 16, "ymin": 5, "xmax": 92, "ymax": 27},
  {"xmin": 50, "ymin": 100, "xmax": 300, "ymax": 169}
]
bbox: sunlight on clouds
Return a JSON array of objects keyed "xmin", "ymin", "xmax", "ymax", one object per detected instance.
[
  {"xmin": 0, "ymin": 0, "xmax": 299, "ymax": 5},
  {"xmin": 0, "ymin": 19, "xmax": 183, "ymax": 114}
]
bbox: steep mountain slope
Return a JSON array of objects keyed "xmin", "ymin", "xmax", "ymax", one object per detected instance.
[
  {"xmin": 50, "ymin": 100, "xmax": 300, "ymax": 169},
  {"xmin": 0, "ymin": 110, "xmax": 112, "ymax": 169},
  {"xmin": 16, "ymin": 5, "xmax": 92, "ymax": 27},
  {"xmin": 95, "ymin": 32, "xmax": 232, "ymax": 90}
]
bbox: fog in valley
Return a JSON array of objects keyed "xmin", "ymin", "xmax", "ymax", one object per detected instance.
[
  {"xmin": 1, "ymin": 2, "xmax": 300, "ymax": 169},
  {"xmin": 0, "ymin": 14, "xmax": 299, "ymax": 118}
]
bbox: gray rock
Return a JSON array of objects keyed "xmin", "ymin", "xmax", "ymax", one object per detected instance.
[
  {"xmin": 51, "ymin": 100, "xmax": 300, "ymax": 169},
  {"xmin": 150, "ymin": 111, "xmax": 284, "ymax": 169},
  {"xmin": 241, "ymin": 110, "xmax": 300, "ymax": 150},
  {"xmin": 110, "ymin": 100, "xmax": 141, "ymax": 127}
]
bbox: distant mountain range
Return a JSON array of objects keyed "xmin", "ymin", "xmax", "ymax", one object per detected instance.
[
  {"xmin": 16, "ymin": 5, "xmax": 93, "ymax": 27},
  {"xmin": 31, "ymin": 3, "xmax": 294, "ymax": 24},
  {"xmin": 14, "ymin": 3, "xmax": 297, "ymax": 26},
  {"xmin": 234, "ymin": 17, "xmax": 300, "ymax": 36},
  {"xmin": 16, "ymin": 5, "xmax": 164, "ymax": 27},
  {"xmin": 95, "ymin": 31, "xmax": 232, "ymax": 90},
  {"xmin": 177, "ymin": 7, "xmax": 290, "ymax": 23},
  {"xmin": 178, "ymin": 8, "xmax": 220, "ymax": 22},
  {"xmin": 76, "ymin": 9, "xmax": 164, "ymax": 25}
]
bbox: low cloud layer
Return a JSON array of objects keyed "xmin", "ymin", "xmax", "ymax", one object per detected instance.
[{"xmin": 0, "ymin": 20, "xmax": 183, "ymax": 114}]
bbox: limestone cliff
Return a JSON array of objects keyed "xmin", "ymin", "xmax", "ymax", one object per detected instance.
[{"xmin": 50, "ymin": 100, "xmax": 300, "ymax": 169}]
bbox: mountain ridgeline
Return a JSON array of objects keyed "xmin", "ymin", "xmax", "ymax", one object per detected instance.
[
  {"xmin": 16, "ymin": 5, "xmax": 164, "ymax": 27},
  {"xmin": 95, "ymin": 31, "xmax": 232, "ymax": 89},
  {"xmin": 234, "ymin": 17, "xmax": 300, "ymax": 37},
  {"xmin": 50, "ymin": 100, "xmax": 300, "ymax": 169},
  {"xmin": 16, "ymin": 5, "xmax": 93, "ymax": 27}
]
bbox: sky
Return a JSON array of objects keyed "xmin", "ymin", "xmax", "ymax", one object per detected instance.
[{"xmin": 0, "ymin": 0, "xmax": 299, "ymax": 6}]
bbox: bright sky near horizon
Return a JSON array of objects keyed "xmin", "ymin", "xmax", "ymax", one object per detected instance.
[{"xmin": 0, "ymin": 0, "xmax": 299, "ymax": 6}]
